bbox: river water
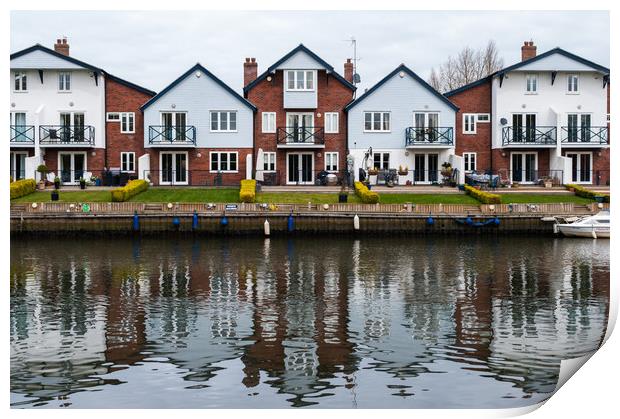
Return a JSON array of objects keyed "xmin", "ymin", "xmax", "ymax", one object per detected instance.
[{"xmin": 10, "ymin": 236, "xmax": 609, "ymax": 408}]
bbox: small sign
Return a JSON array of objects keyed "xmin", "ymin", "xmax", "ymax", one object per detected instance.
[{"xmin": 225, "ymin": 204, "xmax": 238, "ymax": 211}]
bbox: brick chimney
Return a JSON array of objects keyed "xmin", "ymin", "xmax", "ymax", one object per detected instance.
[
  {"xmin": 244, "ymin": 57, "xmax": 258, "ymax": 86},
  {"xmin": 54, "ymin": 37, "xmax": 70, "ymax": 56},
  {"xmin": 521, "ymin": 41, "xmax": 536, "ymax": 61},
  {"xmin": 344, "ymin": 58, "xmax": 354, "ymax": 83}
]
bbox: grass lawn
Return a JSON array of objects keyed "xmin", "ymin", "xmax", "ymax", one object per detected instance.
[
  {"xmin": 128, "ymin": 188, "xmax": 240, "ymax": 203},
  {"xmin": 256, "ymin": 192, "xmax": 362, "ymax": 204},
  {"xmin": 11, "ymin": 190, "xmax": 112, "ymax": 203},
  {"xmin": 498, "ymin": 194, "xmax": 595, "ymax": 204},
  {"xmin": 378, "ymin": 193, "xmax": 479, "ymax": 204}
]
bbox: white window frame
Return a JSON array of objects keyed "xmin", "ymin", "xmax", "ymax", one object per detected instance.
[
  {"xmin": 372, "ymin": 152, "xmax": 391, "ymax": 170},
  {"xmin": 324, "ymin": 112, "xmax": 339, "ymax": 134},
  {"xmin": 120, "ymin": 112, "xmax": 135, "ymax": 133},
  {"xmin": 210, "ymin": 111, "xmax": 238, "ymax": 132},
  {"xmin": 210, "ymin": 151, "xmax": 239, "ymax": 173},
  {"xmin": 262, "ymin": 112, "xmax": 276, "ymax": 133},
  {"xmin": 476, "ymin": 113, "xmax": 490, "ymax": 122},
  {"xmin": 106, "ymin": 112, "xmax": 120, "ymax": 121},
  {"xmin": 159, "ymin": 151, "xmax": 189, "ymax": 186},
  {"xmin": 463, "ymin": 114, "xmax": 477, "ymax": 134},
  {"xmin": 567, "ymin": 74, "xmax": 580, "ymax": 94},
  {"xmin": 120, "ymin": 152, "xmax": 136, "ymax": 173},
  {"xmin": 58, "ymin": 71, "xmax": 71, "ymax": 92},
  {"xmin": 565, "ymin": 151, "xmax": 593, "ymax": 184},
  {"xmin": 285, "ymin": 70, "xmax": 316, "ymax": 91},
  {"xmin": 525, "ymin": 73, "xmax": 538, "ymax": 94},
  {"xmin": 14, "ymin": 72, "xmax": 27, "ymax": 92},
  {"xmin": 363, "ymin": 112, "xmax": 391, "ymax": 132},
  {"xmin": 463, "ymin": 152, "xmax": 477, "ymax": 172},
  {"xmin": 263, "ymin": 151, "xmax": 276, "ymax": 172},
  {"xmin": 325, "ymin": 152, "xmax": 339, "ymax": 172}
]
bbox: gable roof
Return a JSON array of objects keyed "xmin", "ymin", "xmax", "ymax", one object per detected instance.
[
  {"xmin": 344, "ymin": 64, "xmax": 458, "ymax": 111},
  {"xmin": 243, "ymin": 44, "xmax": 356, "ymax": 94},
  {"xmin": 10, "ymin": 44, "xmax": 104, "ymax": 73},
  {"xmin": 141, "ymin": 63, "xmax": 257, "ymax": 111},
  {"xmin": 105, "ymin": 73, "xmax": 156, "ymax": 97},
  {"xmin": 444, "ymin": 47, "xmax": 609, "ymax": 97}
]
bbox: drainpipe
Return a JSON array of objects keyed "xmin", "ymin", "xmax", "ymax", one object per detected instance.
[
  {"xmin": 489, "ymin": 80, "xmax": 493, "ymax": 175},
  {"xmin": 103, "ymin": 73, "xmax": 108, "ymax": 171}
]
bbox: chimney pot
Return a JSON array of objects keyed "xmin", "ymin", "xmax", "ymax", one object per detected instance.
[
  {"xmin": 344, "ymin": 58, "xmax": 354, "ymax": 83},
  {"xmin": 54, "ymin": 37, "xmax": 70, "ymax": 56},
  {"xmin": 244, "ymin": 57, "xmax": 258, "ymax": 86},
  {"xmin": 521, "ymin": 40, "xmax": 536, "ymax": 61}
]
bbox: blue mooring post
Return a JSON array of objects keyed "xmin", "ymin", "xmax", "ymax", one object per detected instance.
[
  {"xmin": 426, "ymin": 215, "xmax": 434, "ymax": 226},
  {"xmin": 287, "ymin": 212, "xmax": 295, "ymax": 232},
  {"xmin": 221, "ymin": 215, "xmax": 229, "ymax": 227},
  {"xmin": 192, "ymin": 211, "xmax": 199, "ymax": 230},
  {"xmin": 133, "ymin": 211, "xmax": 139, "ymax": 231},
  {"xmin": 172, "ymin": 216, "xmax": 181, "ymax": 229}
]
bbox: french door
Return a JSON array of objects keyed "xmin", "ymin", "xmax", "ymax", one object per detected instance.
[
  {"xmin": 60, "ymin": 112, "xmax": 85, "ymax": 142},
  {"xmin": 566, "ymin": 152, "xmax": 592, "ymax": 183},
  {"xmin": 160, "ymin": 152, "xmax": 188, "ymax": 185},
  {"xmin": 10, "ymin": 112, "xmax": 29, "ymax": 142},
  {"xmin": 566, "ymin": 114, "xmax": 592, "ymax": 142},
  {"xmin": 287, "ymin": 153, "xmax": 314, "ymax": 184},
  {"xmin": 161, "ymin": 112, "xmax": 187, "ymax": 142},
  {"xmin": 413, "ymin": 112, "xmax": 440, "ymax": 141},
  {"xmin": 413, "ymin": 153, "xmax": 439, "ymax": 183},
  {"xmin": 286, "ymin": 113, "xmax": 314, "ymax": 143},
  {"xmin": 511, "ymin": 152, "xmax": 537, "ymax": 183},
  {"xmin": 59, "ymin": 152, "xmax": 86, "ymax": 184},
  {"xmin": 10, "ymin": 152, "xmax": 28, "ymax": 181},
  {"xmin": 512, "ymin": 113, "xmax": 536, "ymax": 142}
]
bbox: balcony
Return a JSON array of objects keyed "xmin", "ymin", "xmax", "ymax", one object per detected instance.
[
  {"xmin": 148, "ymin": 125, "xmax": 196, "ymax": 147},
  {"xmin": 405, "ymin": 127, "xmax": 454, "ymax": 147},
  {"xmin": 501, "ymin": 126, "xmax": 556, "ymax": 147},
  {"xmin": 39, "ymin": 125, "xmax": 95, "ymax": 147},
  {"xmin": 561, "ymin": 126, "xmax": 608, "ymax": 147},
  {"xmin": 10, "ymin": 125, "xmax": 35, "ymax": 146},
  {"xmin": 276, "ymin": 126, "xmax": 325, "ymax": 148}
]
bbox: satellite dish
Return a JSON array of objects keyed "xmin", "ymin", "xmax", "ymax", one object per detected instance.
[
  {"xmin": 500, "ymin": 118, "xmax": 508, "ymax": 125},
  {"xmin": 353, "ymin": 73, "xmax": 361, "ymax": 83}
]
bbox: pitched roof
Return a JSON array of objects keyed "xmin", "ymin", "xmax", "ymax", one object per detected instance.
[
  {"xmin": 344, "ymin": 64, "xmax": 459, "ymax": 111},
  {"xmin": 444, "ymin": 76, "xmax": 492, "ymax": 97},
  {"xmin": 10, "ymin": 44, "xmax": 104, "ymax": 73},
  {"xmin": 141, "ymin": 63, "xmax": 256, "ymax": 111},
  {"xmin": 243, "ymin": 44, "xmax": 356, "ymax": 94},
  {"xmin": 105, "ymin": 73, "xmax": 156, "ymax": 97}
]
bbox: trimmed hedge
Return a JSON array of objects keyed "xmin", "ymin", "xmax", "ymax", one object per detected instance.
[
  {"xmin": 10, "ymin": 179, "xmax": 37, "ymax": 200},
  {"xmin": 111, "ymin": 179, "xmax": 149, "ymax": 202},
  {"xmin": 567, "ymin": 184, "xmax": 610, "ymax": 203},
  {"xmin": 463, "ymin": 184, "xmax": 501, "ymax": 204},
  {"xmin": 354, "ymin": 181, "xmax": 379, "ymax": 204},
  {"xmin": 240, "ymin": 179, "xmax": 256, "ymax": 203}
]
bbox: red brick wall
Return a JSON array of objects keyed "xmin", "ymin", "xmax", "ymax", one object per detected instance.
[
  {"xmin": 42, "ymin": 148, "xmax": 105, "ymax": 176},
  {"xmin": 448, "ymin": 80, "xmax": 492, "ymax": 171},
  {"xmin": 105, "ymin": 78, "xmax": 153, "ymax": 173},
  {"xmin": 246, "ymin": 69, "xmax": 353, "ymax": 184}
]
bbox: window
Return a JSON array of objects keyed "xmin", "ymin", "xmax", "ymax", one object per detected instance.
[
  {"xmin": 58, "ymin": 72, "xmax": 71, "ymax": 91},
  {"xmin": 463, "ymin": 114, "xmax": 477, "ymax": 134},
  {"xmin": 476, "ymin": 114, "xmax": 490, "ymax": 122},
  {"xmin": 286, "ymin": 70, "xmax": 315, "ymax": 91},
  {"xmin": 567, "ymin": 74, "xmax": 579, "ymax": 93},
  {"xmin": 106, "ymin": 112, "xmax": 120, "ymax": 121},
  {"xmin": 263, "ymin": 152, "xmax": 276, "ymax": 172},
  {"xmin": 210, "ymin": 152, "xmax": 238, "ymax": 172},
  {"xmin": 463, "ymin": 152, "xmax": 477, "ymax": 172},
  {"xmin": 120, "ymin": 152, "xmax": 135, "ymax": 172},
  {"xmin": 525, "ymin": 74, "xmax": 537, "ymax": 93},
  {"xmin": 372, "ymin": 152, "xmax": 390, "ymax": 170},
  {"xmin": 364, "ymin": 112, "xmax": 391, "ymax": 132},
  {"xmin": 325, "ymin": 152, "xmax": 339, "ymax": 172},
  {"xmin": 14, "ymin": 72, "xmax": 27, "ymax": 91},
  {"xmin": 325, "ymin": 112, "xmax": 339, "ymax": 133},
  {"xmin": 262, "ymin": 112, "xmax": 276, "ymax": 133},
  {"xmin": 120, "ymin": 112, "xmax": 135, "ymax": 133},
  {"xmin": 210, "ymin": 111, "xmax": 237, "ymax": 132}
]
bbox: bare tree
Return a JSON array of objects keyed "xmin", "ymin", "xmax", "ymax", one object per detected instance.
[{"xmin": 428, "ymin": 40, "xmax": 504, "ymax": 93}]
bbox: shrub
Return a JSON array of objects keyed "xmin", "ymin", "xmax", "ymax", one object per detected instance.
[
  {"xmin": 111, "ymin": 179, "xmax": 149, "ymax": 202},
  {"xmin": 567, "ymin": 184, "xmax": 610, "ymax": 203},
  {"xmin": 464, "ymin": 184, "xmax": 501, "ymax": 204},
  {"xmin": 239, "ymin": 179, "xmax": 256, "ymax": 203},
  {"xmin": 354, "ymin": 181, "xmax": 379, "ymax": 204},
  {"xmin": 10, "ymin": 179, "xmax": 36, "ymax": 199}
]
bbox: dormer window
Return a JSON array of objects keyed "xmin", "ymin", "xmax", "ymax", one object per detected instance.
[
  {"xmin": 14, "ymin": 72, "xmax": 27, "ymax": 92},
  {"xmin": 286, "ymin": 70, "xmax": 315, "ymax": 91},
  {"xmin": 525, "ymin": 74, "xmax": 537, "ymax": 93},
  {"xmin": 58, "ymin": 72, "xmax": 71, "ymax": 91},
  {"xmin": 567, "ymin": 74, "xmax": 579, "ymax": 93}
]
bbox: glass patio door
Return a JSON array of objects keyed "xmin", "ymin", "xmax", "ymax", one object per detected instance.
[
  {"xmin": 287, "ymin": 113, "xmax": 314, "ymax": 143},
  {"xmin": 580, "ymin": 114, "xmax": 591, "ymax": 142},
  {"xmin": 161, "ymin": 112, "xmax": 186, "ymax": 142},
  {"xmin": 511, "ymin": 153, "xmax": 537, "ymax": 183},
  {"xmin": 567, "ymin": 114, "xmax": 579, "ymax": 142},
  {"xmin": 414, "ymin": 153, "xmax": 439, "ymax": 183},
  {"xmin": 287, "ymin": 153, "xmax": 314, "ymax": 184},
  {"xmin": 11, "ymin": 113, "xmax": 28, "ymax": 142},
  {"xmin": 160, "ymin": 152, "xmax": 188, "ymax": 185},
  {"xmin": 59, "ymin": 152, "xmax": 86, "ymax": 184},
  {"xmin": 10, "ymin": 152, "xmax": 27, "ymax": 181},
  {"xmin": 566, "ymin": 152, "xmax": 592, "ymax": 183},
  {"xmin": 414, "ymin": 112, "xmax": 439, "ymax": 141}
]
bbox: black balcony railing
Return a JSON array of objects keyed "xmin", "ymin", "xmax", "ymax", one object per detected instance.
[
  {"xmin": 10, "ymin": 125, "xmax": 35, "ymax": 144},
  {"xmin": 276, "ymin": 127, "xmax": 325, "ymax": 145},
  {"xmin": 502, "ymin": 126, "xmax": 556, "ymax": 146},
  {"xmin": 405, "ymin": 127, "xmax": 453, "ymax": 146},
  {"xmin": 561, "ymin": 126, "xmax": 608, "ymax": 145},
  {"xmin": 148, "ymin": 125, "xmax": 196, "ymax": 145},
  {"xmin": 39, "ymin": 125, "xmax": 95, "ymax": 146}
]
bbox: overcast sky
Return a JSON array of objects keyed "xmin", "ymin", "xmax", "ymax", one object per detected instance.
[{"xmin": 10, "ymin": 10, "xmax": 609, "ymax": 94}]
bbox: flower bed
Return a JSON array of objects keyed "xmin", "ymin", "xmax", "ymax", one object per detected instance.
[{"xmin": 567, "ymin": 184, "xmax": 610, "ymax": 203}]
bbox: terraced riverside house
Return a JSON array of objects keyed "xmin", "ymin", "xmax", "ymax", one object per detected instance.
[
  {"xmin": 244, "ymin": 44, "xmax": 356, "ymax": 186},
  {"xmin": 447, "ymin": 41, "xmax": 610, "ymax": 186},
  {"xmin": 346, "ymin": 64, "xmax": 461, "ymax": 185},
  {"xmin": 10, "ymin": 38, "xmax": 155, "ymax": 185},
  {"xmin": 140, "ymin": 64, "xmax": 256, "ymax": 186}
]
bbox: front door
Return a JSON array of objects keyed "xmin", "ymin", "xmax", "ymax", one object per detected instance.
[
  {"xmin": 287, "ymin": 153, "xmax": 314, "ymax": 184},
  {"xmin": 511, "ymin": 152, "xmax": 537, "ymax": 183},
  {"xmin": 59, "ymin": 152, "xmax": 86, "ymax": 184},
  {"xmin": 566, "ymin": 152, "xmax": 592, "ymax": 183},
  {"xmin": 10, "ymin": 152, "xmax": 27, "ymax": 181},
  {"xmin": 160, "ymin": 152, "xmax": 188, "ymax": 185},
  {"xmin": 286, "ymin": 113, "xmax": 314, "ymax": 143}
]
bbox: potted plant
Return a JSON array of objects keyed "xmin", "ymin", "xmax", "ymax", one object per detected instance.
[
  {"xmin": 36, "ymin": 164, "xmax": 49, "ymax": 190},
  {"xmin": 398, "ymin": 165, "xmax": 409, "ymax": 176},
  {"xmin": 91, "ymin": 175, "xmax": 101, "ymax": 187},
  {"xmin": 440, "ymin": 162, "xmax": 453, "ymax": 186},
  {"xmin": 79, "ymin": 177, "xmax": 86, "ymax": 190},
  {"xmin": 51, "ymin": 190, "xmax": 59, "ymax": 201},
  {"xmin": 54, "ymin": 176, "xmax": 61, "ymax": 190},
  {"xmin": 338, "ymin": 185, "xmax": 348, "ymax": 203},
  {"xmin": 367, "ymin": 167, "xmax": 378, "ymax": 185}
]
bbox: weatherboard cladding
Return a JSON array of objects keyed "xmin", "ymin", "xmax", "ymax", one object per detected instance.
[{"xmin": 10, "ymin": 44, "xmax": 103, "ymax": 72}]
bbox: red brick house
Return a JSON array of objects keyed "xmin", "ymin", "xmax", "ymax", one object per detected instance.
[{"xmin": 243, "ymin": 44, "xmax": 356, "ymax": 185}]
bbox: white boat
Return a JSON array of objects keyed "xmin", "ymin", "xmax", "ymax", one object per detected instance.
[{"xmin": 556, "ymin": 211, "xmax": 610, "ymax": 238}]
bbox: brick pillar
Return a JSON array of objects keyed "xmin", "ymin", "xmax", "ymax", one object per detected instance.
[
  {"xmin": 244, "ymin": 57, "xmax": 258, "ymax": 86},
  {"xmin": 344, "ymin": 58, "xmax": 353, "ymax": 83},
  {"xmin": 54, "ymin": 38, "xmax": 70, "ymax": 56},
  {"xmin": 521, "ymin": 41, "xmax": 536, "ymax": 61}
]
